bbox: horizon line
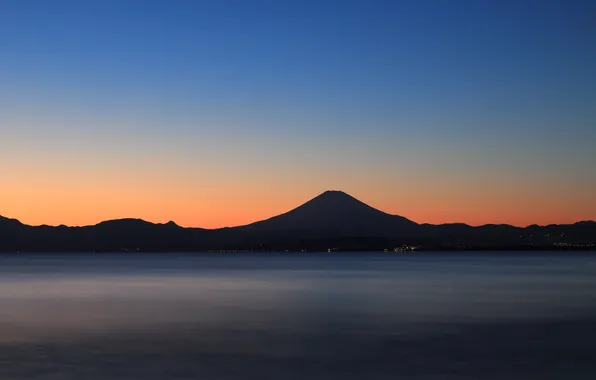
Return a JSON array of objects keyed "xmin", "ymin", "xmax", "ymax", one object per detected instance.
[{"xmin": 2, "ymin": 190, "xmax": 593, "ymax": 230}]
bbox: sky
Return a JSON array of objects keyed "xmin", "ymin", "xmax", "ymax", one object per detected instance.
[{"xmin": 1, "ymin": 0, "xmax": 595, "ymax": 228}]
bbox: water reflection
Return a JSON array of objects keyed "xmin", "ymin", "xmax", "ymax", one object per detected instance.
[{"xmin": 0, "ymin": 253, "xmax": 595, "ymax": 379}]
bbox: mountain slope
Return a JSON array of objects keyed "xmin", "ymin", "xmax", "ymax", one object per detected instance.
[
  {"xmin": 244, "ymin": 190, "xmax": 418, "ymax": 236},
  {"xmin": 0, "ymin": 192, "xmax": 594, "ymax": 252}
]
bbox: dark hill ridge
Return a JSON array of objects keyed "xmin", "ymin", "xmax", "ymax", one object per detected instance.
[
  {"xmin": 94, "ymin": 219, "xmax": 181, "ymax": 229},
  {"xmin": 0, "ymin": 191, "xmax": 594, "ymax": 252},
  {"xmin": 0, "ymin": 215, "xmax": 23, "ymax": 226}
]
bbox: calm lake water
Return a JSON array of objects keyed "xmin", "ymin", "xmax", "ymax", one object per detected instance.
[{"xmin": 1, "ymin": 252, "xmax": 595, "ymax": 379}]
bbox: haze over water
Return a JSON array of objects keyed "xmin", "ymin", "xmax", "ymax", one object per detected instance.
[{"xmin": 1, "ymin": 252, "xmax": 596, "ymax": 379}]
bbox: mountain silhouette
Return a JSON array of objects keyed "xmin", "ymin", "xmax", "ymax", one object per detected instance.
[
  {"xmin": 0, "ymin": 190, "xmax": 594, "ymax": 252},
  {"xmin": 0, "ymin": 215, "xmax": 23, "ymax": 227},
  {"xmin": 245, "ymin": 190, "xmax": 417, "ymax": 236}
]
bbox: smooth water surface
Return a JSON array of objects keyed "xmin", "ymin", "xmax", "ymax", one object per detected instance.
[{"xmin": 1, "ymin": 252, "xmax": 595, "ymax": 379}]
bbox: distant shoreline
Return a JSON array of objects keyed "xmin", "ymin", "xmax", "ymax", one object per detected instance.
[
  {"xmin": 2, "ymin": 191, "xmax": 594, "ymax": 253},
  {"xmin": 1, "ymin": 246, "xmax": 595, "ymax": 254}
]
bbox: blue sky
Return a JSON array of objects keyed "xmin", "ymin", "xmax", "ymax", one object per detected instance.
[{"xmin": 1, "ymin": 0, "xmax": 595, "ymax": 227}]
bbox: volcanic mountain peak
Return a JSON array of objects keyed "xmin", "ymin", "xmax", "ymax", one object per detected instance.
[
  {"xmin": 293, "ymin": 190, "xmax": 392, "ymax": 217},
  {"xmin": 310, "ymin": 190, "xmax": 370, "ymax": 202},
  {"xmin": 246, "ymin": 190, "xmax": 417, "ymax": 235}
]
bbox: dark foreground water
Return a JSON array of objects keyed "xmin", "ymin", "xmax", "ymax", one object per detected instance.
[{"xmin": 1, "ymin": 252, "xmax": 596, "ymax": 379}]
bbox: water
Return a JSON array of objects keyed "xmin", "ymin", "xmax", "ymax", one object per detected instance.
[{"xmin": 0, "ymin": 252, "xmax": 595, "ymax": 379}]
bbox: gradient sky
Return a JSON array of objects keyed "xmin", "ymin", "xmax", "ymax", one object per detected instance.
[{"xmin": 1, "ymin": 0, "xmax": 595, "ymax": 228}]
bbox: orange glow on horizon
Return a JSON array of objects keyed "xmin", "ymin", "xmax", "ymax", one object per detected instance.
[
  {"xmin": 2, "ymin": 155, "xmax": 593, "ymax": 229},
  {"xmin": 2, "ymin": 186, "xmax": 594, "ymax": 229}
]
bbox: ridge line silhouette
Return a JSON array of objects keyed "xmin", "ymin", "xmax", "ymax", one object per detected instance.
[{"xmin": 1, "ymin": 190, "xmax": 594, "ymax": 252}]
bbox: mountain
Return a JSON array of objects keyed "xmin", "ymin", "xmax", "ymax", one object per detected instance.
[
  {"xmin": 0, "ymin": 191, "xmax": 594, "ymax": 252},
  {"xmin": 0, "ymin": 216, "xmax": 213, "ymax": 252},
  {"xmin": 0, "ymin": 215, "xmax": 23, "ymax": 228},
  {"xmin": 244, "ymin": 190, "xmax": 417, "ymax": 236}
]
